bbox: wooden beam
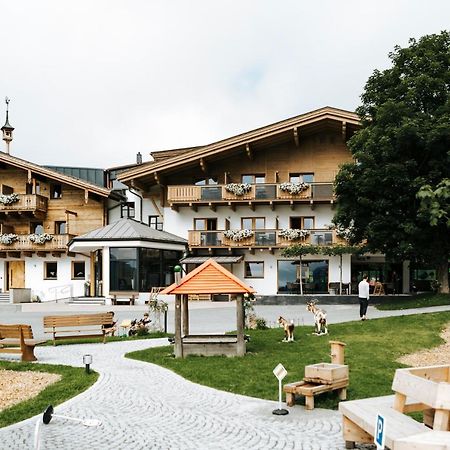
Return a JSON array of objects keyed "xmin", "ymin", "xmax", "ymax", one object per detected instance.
[
  {"xmin": 0, "ymin": 252, "xmax": 6, "ymax": 258},
  {"xmin": 84, "ymin": 189, "xmax": 89, "ymax": 204},
  {"xmin": 228, "ymin": 202, "xmax": 236, "ymax": 212},
  {"xmin": 290, "ymin": 200, "xmax": 295, "ymax": 211},
  {"xmin": 22, "ymin": 251, "xmax": 33, "ymax": 258},
  {"xmin": 342, "ymin": 121, "xmax": 347, "ymax": 141},
  {"xmin": 245, "ymin": 143, "xmax": 253, "ymax": 160},
  {"xmin": 36, "ymin": 251, "xmax": 48, "ymax": 257},
  {"xmin": 67, "ymin": 251, "xmax": 76, "ymax": 257},
  {"xmin": 293, "ymin": 127, "xmax": 300, "ymax": 147},
  {"xmin": 249, "ymin": 201, "xmax": 255, "ymax": 211},
  {"xmin": 170, "ymin": 204, "xmax": 179, "ymax": 212},
  {"xmin": 200, "ymin": 158, "xmax": 207, "ymax": 173},
  {"xmin": 8, "ymin": 252, "xmax": 21, "ymax": 258},
  {"xmin": 270, "ymin": 201, "xmax": 274, "ymax": 211},
  {"xmin": 189, "ymin": 203, "xmax": 198, "ymax": 212},
  {"xmin": 51, "ymin": 252, "xmax": 61, "ymax": 258},
  {"xmin": 27, "ymin": 169, "xmax": 32, "ymax": 183}
]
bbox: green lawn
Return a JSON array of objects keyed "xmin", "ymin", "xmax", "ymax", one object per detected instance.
[
  {"xmin": 127, "ymin": 312, "xmax": 450, "ymax": 409},
  {"xmin": 375, "ymin": 293, "xmax": 450, "ymax": 310},
  {"xmin": 0, "ymin": 361, "xmax": 98, "ymax": 428}
]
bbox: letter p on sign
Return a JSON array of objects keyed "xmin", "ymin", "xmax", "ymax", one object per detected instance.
[{"xmin": 375, "ymin": 414, "xmax": 385, "ymax": 449}]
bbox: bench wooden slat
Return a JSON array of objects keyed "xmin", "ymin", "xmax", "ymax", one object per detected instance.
[
  {"xmin": 0, "ymin": 324, "xmax": 44, "ymax": 361},
  {"xmin": 43, "ymin": 313, "xmax": 114, "ymax": 345},
  {"xmin": 339, "ymin": 398, "xmax": 429, "ymax": 448}
]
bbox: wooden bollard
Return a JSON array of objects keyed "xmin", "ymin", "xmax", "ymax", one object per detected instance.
[{"xmin": 329, "ymin": 340, "xmax": 346, "ymax": 365}]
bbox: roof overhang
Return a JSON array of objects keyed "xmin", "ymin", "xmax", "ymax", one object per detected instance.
[
  {"xmin": 118, "ymin": 107, "xmax": 360, "ymax": 184},
  {"xmin": 69, "ymin": 239, "xmax": 186, "ymax": 253}
]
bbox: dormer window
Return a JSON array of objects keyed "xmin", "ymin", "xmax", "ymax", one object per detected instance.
[
  {"xmin": 242, "ymin": 174, "xmax": 265, "ymax": 184},
  {"xmin": 50, "ymin": 184, "xmax": 62, "ymax": 199}
]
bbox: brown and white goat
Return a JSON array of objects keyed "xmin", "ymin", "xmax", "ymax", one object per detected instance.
[
  {"xmin": 306, "ymin": 300, "xmax": 328, "ymax": 335},
  {"xmin": 278, "ymin": 316, "xmax": 295, "ymax": 342}
]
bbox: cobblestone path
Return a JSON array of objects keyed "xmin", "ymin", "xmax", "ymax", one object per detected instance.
[{"xmin": 0, "ymin": 340, "xmax": 347, "ymax": 450}]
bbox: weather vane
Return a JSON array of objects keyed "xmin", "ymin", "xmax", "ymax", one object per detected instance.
[{"xmin": 5, "ymin": 97, "xmax": 10, "ymax": 108}]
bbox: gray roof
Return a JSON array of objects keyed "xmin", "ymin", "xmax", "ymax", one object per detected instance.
[
  {"xmin": 71, "ymin": 219, "xmax": 187, "ymax": 245},
  {"xmin": 180, "ymin": 256, "xmax": 243, "ymax": 264}
]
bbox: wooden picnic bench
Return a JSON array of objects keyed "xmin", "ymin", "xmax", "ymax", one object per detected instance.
[
  {"xmin": 0, "ymin": 324, "xmax": 47, "ymax": 361},
  {"xmin": 110, "ymin": 291, "xmax": 138, "ymax": 305},
  {"xmin": 339, "ymin": 364, "xmax": 450, "ymax": 449},
  {"xmin": 43, "ymin": 313, "xmax": 114, "ymax": 345}
]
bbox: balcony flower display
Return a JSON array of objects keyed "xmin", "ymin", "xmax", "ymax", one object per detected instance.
[
  {"xmin": 224, "ymin": 229, "xmax": 254, "ymax": 241},
  {"xmin": 0, "ymin": 193, "xmax": 20, "ymax": 205},
  {"xmin": 279, "ymin": 228, "xmax": 310, "ymax": 241},
  {"xmin": 0, "ymin": 233, "xmax": 18, "ymax": 245},
  {"xmin": 279, "ymin": 182, "xmax": 309, "ymax": 195},
  {"xmin": 28, "ymin": 233, "xmax": 53, "ymax": 244},
  {"xmin": 225, "ymin": 183, "xmax": 252, "ymax": 196}
]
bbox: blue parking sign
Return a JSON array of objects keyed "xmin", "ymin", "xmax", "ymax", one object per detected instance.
[{"xmin": 375, "ymin": 414, "xmax": 385, "ymax": 449}]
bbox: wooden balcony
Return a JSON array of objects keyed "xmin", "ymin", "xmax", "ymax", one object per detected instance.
[
  {"xmin": 0, "ymin": 234, "xmax": 72, "ymax": 256},
  {"xmin": 188, "ymin": 229, "xmax": 345, "ymax": 249},
  {"xmin": 0, "ymin": 194, "xmax": 48, "ymax": 218},
  {"xmin": 167, "ymin": 183, "xmax": 334, "ymax": 210}
]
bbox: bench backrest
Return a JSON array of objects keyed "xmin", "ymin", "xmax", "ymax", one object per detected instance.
[
  {"xmin": 0, "ymin": 324, "xmax": 33, "ymax": 339},
  {"xmin": 43, "ymin": 313, "xmax": 114, "ymax": 329}
]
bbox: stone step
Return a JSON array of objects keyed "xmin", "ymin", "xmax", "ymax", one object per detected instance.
[
  {"xmin": 0, "ymin": 292, "xmax": 10, "ymax": 303},
  {"xmin": 69, "ymin": 296, "xmax": 105, "ymax": 305}
]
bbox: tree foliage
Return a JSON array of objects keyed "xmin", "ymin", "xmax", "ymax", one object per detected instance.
[{"xmin": 333, "ymin": 31, "xmax": 450, "ymax": 292}]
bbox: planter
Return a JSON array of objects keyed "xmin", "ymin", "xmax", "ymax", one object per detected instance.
[{"xmin": 304, "ymin": 363, "xmax": 349, "ymax": 384}]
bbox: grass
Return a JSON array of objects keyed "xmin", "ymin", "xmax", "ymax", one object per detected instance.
[
  {"xmin": 375, "ymin": 293, "xmax": 450, "ymax": 310},
  {"xmin": 0, "ymin": 361, "xmax": 98, "ymax": 428},
  {"xmin": 127, "ymin": 311, "xmax": 450, "ymax": 409},
  {"xmin": 42, "ymin": 331, "xmax": 170, "ymax": 346}
]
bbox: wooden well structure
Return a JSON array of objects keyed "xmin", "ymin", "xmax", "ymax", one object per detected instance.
[{"xmin": 161, "ymin": 258, "xmax": 255, "ymax": 358}]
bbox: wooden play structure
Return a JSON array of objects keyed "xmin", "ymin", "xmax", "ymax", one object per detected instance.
[
  {"xmin": 161, "ymin": 259, "xmax": 255, "ymax": 358},
  {"xmin": 283, "ymin": 341, "xmax": 349, "ymax": 410},
  {"xmin": 339, "ymin": 364, "xmax": 450, "ymax": 449}
]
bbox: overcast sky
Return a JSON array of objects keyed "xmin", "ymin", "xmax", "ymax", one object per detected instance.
[{"xmin": 1, "ymin": 1, "xmax": 449, "ymax": 169}]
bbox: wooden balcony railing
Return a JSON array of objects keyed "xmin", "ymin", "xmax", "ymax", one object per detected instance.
[
  {"xmin": 0, "ymin": 234, "xmax": 72, "ymax": 252},
  {"xmin": 188, "ymin": 229, "xmax": 345, "ymax": 248},
  {"xmin": 168, "ymin": 182, "xmax": 334, "ymax": 205},
  {"xmin": 0, "ymin": 194, "xmax": 48, "ymax": 214}
]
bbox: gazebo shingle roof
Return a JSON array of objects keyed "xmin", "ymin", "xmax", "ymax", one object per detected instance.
[{"xmin": 162, "ymin": 258, "xmax": 255, "ymax": 295}]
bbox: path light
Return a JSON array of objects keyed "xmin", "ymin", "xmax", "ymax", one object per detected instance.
[{"xmin": 83, "ymin": 354, "xmax": 93, "ymax": 374}]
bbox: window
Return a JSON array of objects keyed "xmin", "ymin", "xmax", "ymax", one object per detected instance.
[
  {"xmin": 110, "ymin": 248, "xmax": 138, "ymax": 291},
  {"xmin": 44, "ymin": 262, "xmax": 58, "ymax": 279},
  {"xmin": 290, "ymin": 217, "xmax": 314, "ymax": 229},
  {"xmin": 245, "ymin": 262, "xmax": 264, "ymax": 278},
  {"xmin": 194, "ymin": 218, "xmax": 217, "ymax": 231},
  {"xmin": 148, "ymin": 215, "xmax": 163, "ymax": 231},
  {"xmin": 30, "ymin": 221, "xmax": 44, "ymax": 234},
  {"xmin": 121, "ymin": 202, "xmax": 135, "ymax": 219},
  {"xmin": 55, "ymin": 221, "xmax": 66, "ymax": 234},
  {"xmin": 72, "ymin": 261, "xmax": 86, "ymax": 280},
  {"xmin": 241, "ymin": 217, "xmax": 265, "ymax": 229},
  {"xmin": 242, "ymin": 174, "xmax": 265, "ymax": 184},
  {"xmin": 50, "ymin": 184, "xmax": 62, "ymax": 199},
  {"xmin": 290, "ymin": 173, "xmax": 314, "ymax": 183}
]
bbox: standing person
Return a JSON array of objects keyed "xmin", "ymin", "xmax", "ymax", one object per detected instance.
[{"xmin": 358, "ymin": 274, "xmax": 370, "ymax": 320}]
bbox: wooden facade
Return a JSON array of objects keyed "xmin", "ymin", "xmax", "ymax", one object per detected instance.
[{"xmin": 0, "ymin": 153, "xmax": 111, "ymax": 258}]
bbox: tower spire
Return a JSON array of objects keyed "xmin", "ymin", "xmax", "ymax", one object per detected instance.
[{"xmin": 2, "ymin": 97, "xmax": 14, "ymax": 154}]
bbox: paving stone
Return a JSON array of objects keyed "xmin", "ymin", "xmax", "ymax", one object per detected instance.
[{"xmin": 0, "ymin": 339, "xmax": 348, "ymax": 449}]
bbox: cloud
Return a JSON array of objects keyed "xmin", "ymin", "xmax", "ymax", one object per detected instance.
[{"xmin": 0, "ymin": 0, "xmax": 449, "ymax": 168}]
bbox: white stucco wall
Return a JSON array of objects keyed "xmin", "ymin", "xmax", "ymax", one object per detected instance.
[{"xmin": 1, "ymin": 255, "xmax": 90, "ymax": 302}]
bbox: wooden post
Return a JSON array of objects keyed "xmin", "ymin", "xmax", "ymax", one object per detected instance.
[
  {"xmin": 90, "ymin": 252, "xmax": 95, "ymax": 297},
  {"xmin": 330, "ymin": 340, "xmax": 346, "ymax": 365},
  {"xmin": 174, "ymin": 294, "xmax": 183, "ymax": 358},
  {"xmin": 236, "ymin": 294, "xmax": 245, "ymax": 356},
  {"xmin": 182, "ymin": 294, "xmax": 189, "ymax": 337},
  {"xmin": 393, "ymin": 392, "xmax": 407, "ymax": 413}
]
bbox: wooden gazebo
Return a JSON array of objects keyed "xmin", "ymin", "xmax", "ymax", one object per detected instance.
[{"xmin": 161, "ymin": 258, "xmax": 255, "ymax": 358}]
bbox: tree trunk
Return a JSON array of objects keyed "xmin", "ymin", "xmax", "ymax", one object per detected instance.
[
  {"xmin": 339, "ymin": 254, "xmax": 343, "ymax": 295},
  {"xmin": 299, "ymin": 256, "xmax": 303, "ymax": 296},
  {"xmin": 437, "ymin": 257, "xmax": 449, "ymax": 294}
]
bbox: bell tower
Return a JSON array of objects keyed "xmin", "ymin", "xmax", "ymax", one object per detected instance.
[{"xmin": 1, "ymin": 97, "xmax": 14, "ymax": 154}]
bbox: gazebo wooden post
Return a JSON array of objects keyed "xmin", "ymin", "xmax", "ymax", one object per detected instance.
[
  {"xmin": 236, "ymin": 294, "xmax": 245, "ymax": 356},
  {"xmin": 174, "ymin": 294, "xmax": 183, "ymax": 358},
  {"xmin": 182, "ymin": 294, "xmax": 189, "ymax": 337}
]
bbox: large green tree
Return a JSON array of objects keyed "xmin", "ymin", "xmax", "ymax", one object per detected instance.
[{"xmin": 334, "ymin": 31, "xmax": 450, "ymax": 293}]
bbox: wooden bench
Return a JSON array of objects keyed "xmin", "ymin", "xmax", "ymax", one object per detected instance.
[
  {"xmin": 43, "ymin": 313, "xmax": 114, "ymax": 345},
  {"xmin": 0, "ymin": 324, "xmax": 47, "ymax": 361},
  {"xmin": 284, "ymin": 378, "xmax": 348, "ymax": 410},
  {"xmin": 110, "ymin": 291, "xmax": 138, "ymax": 305},
  {"xmin": 339, "ymin": 395, "xmax": 431, "ymax": 449}
]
